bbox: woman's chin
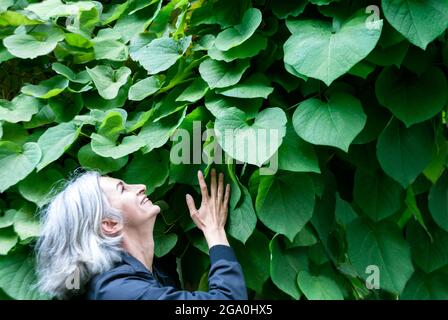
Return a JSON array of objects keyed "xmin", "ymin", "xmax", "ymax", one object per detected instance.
[{"xmin": 153, "ymin": 205, "xmax": 161, "ymax": 214}]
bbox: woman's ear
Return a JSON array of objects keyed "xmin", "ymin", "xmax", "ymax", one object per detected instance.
[{"xmin": 101, "ymin": 218, "xmax": 123, "ymax": 235}]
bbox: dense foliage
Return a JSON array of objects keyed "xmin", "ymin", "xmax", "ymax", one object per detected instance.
[{"xmin": 0, "ymin": 0, "xmax": 447, "ymax": 300}]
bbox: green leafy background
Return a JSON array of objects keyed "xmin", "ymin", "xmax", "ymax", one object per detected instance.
[{"xmin": 0, "ymin": 0, "xmax": 447, "ymax": 300}]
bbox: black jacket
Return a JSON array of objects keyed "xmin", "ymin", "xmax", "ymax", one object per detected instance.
[{"xmin": 86, "ymin": 245, "xmax": 248, "ymax": 300}]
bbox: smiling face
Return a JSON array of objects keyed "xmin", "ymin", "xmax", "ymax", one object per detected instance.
[{"xmin": 99, "ymin": 176, "xmax": 160, "ymax": 229}]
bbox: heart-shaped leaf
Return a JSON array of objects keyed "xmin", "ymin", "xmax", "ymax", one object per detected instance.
[
  {"xmin": 376, "ymin": 119, "xmax": 433, "ymax": 187},
  {"xmin": 292, "ymin": 92, "xmax": 367, "ymax": 152},
  {"xmin": 36, "ymin": 121, "xmax": 81, "ymax": 171},
  {"xmin": 376, "ymin": 66, "xmax": 448, "ymax": 127},
  {"xmin": 215, "ymin": 107, "xmax": 287, "ymax": 167},
  {"xmin": 86, "ymin": 65, "xmax": 131, "ymax": 100},
  {"xmin": 407, "ymin": 221, "xmax": 448, "ymax": 273},
  {"xmin": 3, "ymin": 25, "xmax": 64, "ymax": 59},
  {"xmin": 297, "ymin": 271, "xmax": 344, "ymax": 300},
  {"xmin": 215, "ymin": 73, "xmax": 274, "ymax": 99},
  {"xmin": 215, "ymin": 8, "xmax": 262, "ymax": 51},
  {"xmin": 199, "ymin": 58, "xmax": 250, "ymax": 89},
  {"xmin": 21, "ymin": 75, "xmax": 69, "ymax": 99},
  {"xmin": 284, "ymin": 11, "xmax": 382, "ymax": 85},
  {"xmin": 270, "ymin": 235, "xmax": 308, "ymax": 299},
  {"xmin": 255, "ymin": 172, "xmax": 315, "ymax": 242},
  {"xmin": 354, "ymin": 168, "xmax": 404, "ymax": 222},
  {"xmin": 346, "ymin": 218, "xmax": 414, "ymax": 294},
  {"xmin": 131, "ymin": 36, "xmax": 192, "ymax": 74},
  {"xmin": 0, "ymin": 141, "xmax": 41, "ymax": 193},
  {"xmin": 382, "ymin": 0, "xmax": 448, "ymax": 49},
  {"xmin": 0, "ymin": 94, "xmax": 43, "ymax": 123},
  {"xmin": 429, "ymin": 171, "xmax": 448, "ymax": 232},
  {"xmin": 0, "ymin": 247, "xmax": 49, "ymax": 299}
]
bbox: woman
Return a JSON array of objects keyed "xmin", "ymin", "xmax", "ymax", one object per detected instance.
[{"xmin": 35, "ymin": 167, "xmax": 247, "ymax": 300}]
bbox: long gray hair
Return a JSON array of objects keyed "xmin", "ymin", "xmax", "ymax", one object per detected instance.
[{"xmin": 34, "ymin": 168, "xmax": 124, "ymax": 299}]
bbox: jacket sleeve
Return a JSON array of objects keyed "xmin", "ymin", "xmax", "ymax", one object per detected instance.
[{"xmin": 93, "ymin": 245, "xmax": 248, "ymax": 300}]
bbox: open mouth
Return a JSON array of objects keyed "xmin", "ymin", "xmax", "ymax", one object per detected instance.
[{"xmin": 141, "ymin": 196, "xmax": 151, "ymax": 205}]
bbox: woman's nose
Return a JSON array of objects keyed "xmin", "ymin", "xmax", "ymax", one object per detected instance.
[{"xmin": 137, "ymin": 184, "xmax": 146, "ymax": 194}]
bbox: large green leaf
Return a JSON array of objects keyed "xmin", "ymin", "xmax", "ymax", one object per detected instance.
[
  {"xmin": 3, "ymin": 24, "xmax": 65, "ymax": 59},
  {"xmin": 407, "ymin": 222, "xmax": 448, "ymax": 273},
  {"xmin": 21, "ymin": 75, "xmax": 69, "ymax": 99},
  {"xmin": 0, "ymin": 228, "xmax": 18, "ymax": 255},
  {"xmin": 270, "ymin": 235, "xmax": 308, "ymax": 299},
  {"xmin": 214, "ymin": 107, "xmax": 287, "ymax": 167},
  {"xmin": 401, "ymin": 269, "xmax": 448, "ymax": 300},
  {"xmin": 93, "ymin": 39, "xmax": 128, "ymax": 61},
  {"xmin": 335, "ymin": 193, "xmax": 358, "ymax": 227},
  {"xmin": 129, "ymin": 76, "xmax": 163, "ymax": 101},
  {"xmin": 13, "ymin": 206, "xmax": 40, "ymax": 241},
  {"xmin": 204, "ymin": 91, "xmax": 262, "ymax": 119},
  {"xmin": 381, "ymin": 0, "xmax": 448, "ymax": 49},
  {"xmin": 0, "ymin": 10, "xmax": 41, "ymax": 27},
  {"xmin": 0, "ymin": 210, "xmax": 16, "ymax": 229},
  {"xmin": 199, "ymin": 58, "xmax": 250, "ymax": 89},
  {"xmin": 270, "ymin": 0, "xmax": 307, "ymax": 19},
  {"xmin": 376, "ymin": 119, "xmax": 434, "ymax": 187},
  {"xmin": 208, "ymin": 33, "xmax": 267, "ymax": 62},
  {"xmin": 346, "ymin": 218, "xmax": 414, "ymax": 294},
  {"xmin": 17, "ymin": 168, "xmax": 64, "ymax": 208},
  {"xmin": 278, "ymin": 122, "xmax": 320, "ymax": 173},
  {"xmin": 292, "ymin": 92, "xmax": 367, "ymax": 152},
  {"xmin": 153, "ymin": 218, "xmax": 178, "ymax": 258},
  {"xmin": 231, "ymin": 230, "xmax": 270, "ymax": 294},
  {"xmin": 428, "ymin": 171, "xmax": 448, "ymax": 232},
  {"xmin": 284, "ymin": 11, "xmax": 382, "ymax": 85},
  {"xmin": 227, "ymin": 178, "xmax": 257, "ymax": 244},
  {"xmin": 86, "ymin": 65, "xmax": 131, "ymax": 100},
  {"xmin": 214, "ymin": 8, "xmax": 262, "ymax": 51},
  {"xmin": 256, "ymin": 172, "xmax": 315, "ymax": 242},
  {"xmin": 24, "ymin": 0, "xmax": 97, "ymax": 20},
  {"xmin": 120, "ymin": 149, "xmax": 169, "ymax": 195},
  {"xmin": 0, "ymin": 247, "xmax": 49, "ymax": 299},
  {"xmin": 131, "ymin": 36, "xmax": 192, "ymax": 74},
  {"xmin": 376, "ymin": 66, "xmax": 448, "ymax": 127},
  {"xmin": 51, "ymin": 63, "xmax": 91, "ymax": 84},
  {"xmin": 175, "ymin": 78, "xmax": 209, "ymax": 103},
  {"xmin": 215, "ymin": 74, "xmax": 274, "ymax": 99},
  {"xmin": 0, "ymin": 94, "xmax": 43, "ymax": 123},
  {"xmin": 36, "ymin": 121, "xmax": 81, "ymax": 171},
  {"xmin": 297, "ymin": 270, "xmax": 344, "ymax": 300},
  {"xmin": 354, "ymin": 168, "xmax": 404, "ymax": 222},
  {"xmin": 138, "ymin": 107, "xmax": 187, "ymax": 154},
  {"xmin": 0, "ymin": 141, "xmax": 41, "ymax": 193},
  {"xmin": 77, "ymin": 143, "xmax": 128, "ymax": 174}
]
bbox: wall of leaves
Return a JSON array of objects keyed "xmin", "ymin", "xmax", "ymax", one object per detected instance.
[{"xmin": 0, "ymin": 0, "xmax": 447, "ymax": 300}]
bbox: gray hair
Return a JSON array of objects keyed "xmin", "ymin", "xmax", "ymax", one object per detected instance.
[{"xmin": 34, "ymin": 168, "xmax": 124, "ymax": 299}]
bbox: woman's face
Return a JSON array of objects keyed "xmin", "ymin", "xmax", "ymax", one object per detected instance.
[{"xmin": 99, "ymin": 176, "xmax": 160, "ymax": 227}]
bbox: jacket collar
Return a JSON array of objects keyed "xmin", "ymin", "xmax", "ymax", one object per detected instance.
[{"xmin": 120, "ymin": 250, "xmax": 154, "ymax": 275}]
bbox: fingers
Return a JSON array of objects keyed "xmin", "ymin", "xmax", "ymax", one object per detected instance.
[
  {"xmin": 185, "ymin": 194, "xmax": 198, "ymax": 215},
  {"xmin": 197, "ymin": 170, "xmax": 209, "ymax": 203},
  {"xmin": 217, "ymin": 172, "xmax": 224, "ymax": 206},
  {"xmin": 223, "ymin": 183, "xmax": 230, "ymax": 210},
  {"xmin": 210, "ymin": 168, "xmax": 217, "ymax": 203}
]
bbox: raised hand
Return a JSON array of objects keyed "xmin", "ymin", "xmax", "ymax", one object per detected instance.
[{"xmin": 185, "ymin": 168, "xmax": 231, "ymax": 248}]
